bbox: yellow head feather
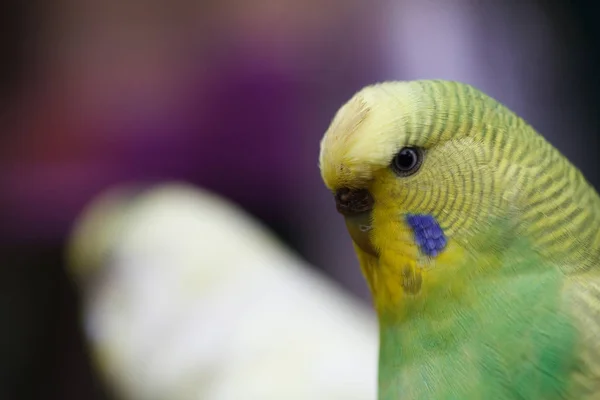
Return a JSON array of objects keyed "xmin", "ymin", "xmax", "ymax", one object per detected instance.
[{"xmin": 319, "ymin": 82, "xmax": 427, "ymax": 190}]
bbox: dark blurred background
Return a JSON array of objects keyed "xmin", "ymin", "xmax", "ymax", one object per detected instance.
[{"xmin": 0, "ymin": 1, "xmax": 598, "ymax": 399}]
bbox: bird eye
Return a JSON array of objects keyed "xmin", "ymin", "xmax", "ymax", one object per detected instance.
[{"xmin": 391, "ymin": 147, "xmax": 423, "ymax": 177}]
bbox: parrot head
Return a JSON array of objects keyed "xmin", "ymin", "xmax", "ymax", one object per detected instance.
[{"xmin": 319, "ymin": 80, "xmax": 595, "ymax": 312}]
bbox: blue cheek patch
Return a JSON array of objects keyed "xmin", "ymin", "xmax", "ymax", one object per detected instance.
[{"xmin": 405, "ymin": 214, "xmax": 447, "ymax": 257}]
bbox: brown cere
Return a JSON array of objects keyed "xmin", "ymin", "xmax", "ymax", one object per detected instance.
[{"xmin": 335, "ymin": 188, "xmax": 374, "ymax": 216}]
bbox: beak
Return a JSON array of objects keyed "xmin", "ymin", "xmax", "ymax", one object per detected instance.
[{"xmin": 335, "ymin": 188, "xmax": 378, "ymax": 257}]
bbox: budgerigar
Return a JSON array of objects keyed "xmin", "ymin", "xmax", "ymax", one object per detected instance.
[
  {"xmin": 67, "ymin": 183, "xmax": 378, "ymax": 400},
  {"xmin": 318, "ymin": 80, "xmax": 600, "ymax": 399}
]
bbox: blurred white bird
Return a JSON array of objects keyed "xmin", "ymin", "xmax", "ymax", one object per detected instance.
[{"xmin": 67, "ymin": 182, "xmax": 378, "ymax": 400}]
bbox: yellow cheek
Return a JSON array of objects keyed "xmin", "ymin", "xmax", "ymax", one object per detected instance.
[
  {"xmin": 375, "ymin": 254, "xmax": 420, "ymax": 310},
  {"xmin": 365, "ymin": 233, "xmax": 468, "ymax": 315},
  {"xmin": 356, "ymin": 177, "xmax": 472, "ymax": 314}
]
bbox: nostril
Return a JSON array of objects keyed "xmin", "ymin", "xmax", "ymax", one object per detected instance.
[{"xmin": 334, "ymin": 188, "xmax": 374, "ymax": 215}]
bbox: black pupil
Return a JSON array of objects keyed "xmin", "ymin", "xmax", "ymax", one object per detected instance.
[{"xmin": 396, "ymin": 149, "xmax": 416, "ymax": 169}]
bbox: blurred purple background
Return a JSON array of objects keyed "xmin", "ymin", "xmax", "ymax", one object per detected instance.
[{"xmin": 0, "ymin": 1, "xmax": 599, "ymax": 399}]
